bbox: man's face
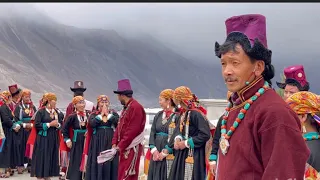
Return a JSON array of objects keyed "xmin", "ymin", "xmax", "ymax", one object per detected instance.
[
  {"xmin": 117, "ymin": 94, "xmax": 126, "ymax": 105},
  {"xmin": 221, "ymin": 44, "xmax": 262, "ymax": 93},
  {"xmin": 284, "ymin": 84, "xmax": 299, "ymax": 100}
]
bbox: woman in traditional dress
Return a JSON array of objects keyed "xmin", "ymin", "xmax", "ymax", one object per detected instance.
[
  {"xmin": 168, "ymin": 86, "xmax": 211, "ymax": 180},
  {"xmin": 61, "ymin": 96, "xmax": 88, "ymax": 180},
  {"xmin": 25, "ymin": 93, "xmax": 48, "ymax": 160},
  {"xmin": 148, "ymin": 89, "xmax": 179, "ymax": 180},
  {"xmin": 286, "ymin": 91, "xmax": 320, "ymax": 179},
  {"xmin": 85, "ymin": 95, "xmax": 119, "ymax": 180},
  {"xmin": 30, "ymin": 92, "xmax": 63, "ymax": 180},
  {"xmin": 0, "ymin": 91, "xmax": 21, "ymax": 178},
  {"xmin": 12, "ymin": 89, "xmax": 36, "ymax": 173}
]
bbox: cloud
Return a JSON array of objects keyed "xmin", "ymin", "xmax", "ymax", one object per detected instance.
[{"xmin": 31, "ymin": 3, "xmax": 320, "ymax": 63}]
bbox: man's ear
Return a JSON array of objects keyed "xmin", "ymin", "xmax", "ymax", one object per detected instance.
[{"xmin": 254, "ymin": 60, "xmax": 265, "ymax": 77}]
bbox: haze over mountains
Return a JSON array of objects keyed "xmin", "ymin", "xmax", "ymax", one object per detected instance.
[
  {"xmin": 0, "ymin": 4, "xmax": 226, "ymax": 108},
  {"xmin": 0, "ymin": 3, "xmax": 319, "ymax": 108}
]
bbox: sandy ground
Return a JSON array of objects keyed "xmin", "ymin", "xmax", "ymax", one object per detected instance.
[{"xmin": 8, "ymin": 158, "xmax": 147, "ymax": 180}]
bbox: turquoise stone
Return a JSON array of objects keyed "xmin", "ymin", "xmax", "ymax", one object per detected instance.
[
  {"xmin": 244, "ymin": 103, "xmax": 250, "ymax": 110},
  {"xmin": 221, "ymin": 129, "xmax": 227, "ymax": 134},
  {"xmin": 227, "ymin": 131, "xmax": 233, "ymax": 136},
  {"xmin": 233, "ymin": 121, "xmax": 239, "ymax": 128},
  {"xmin": 221, "ymin": 120, "xmax": 227, "ymax": 125},
  {"xmin": 251, "ymin": 95, "xmax": 258, "ymax": 101},
  {"xmin": 238, "ymin": 112, "xmax": 245, "ymax": 119},
  {"xmin": 258, "ymin": 88, "xmax": 265, "ymax": 94}
]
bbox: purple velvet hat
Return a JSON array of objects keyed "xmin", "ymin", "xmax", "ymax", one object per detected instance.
[
  {"xmin": 113, "ymin": 79, "xmax": 133, "ymax": 95},
  {"xmin": 276, "ymin": 65, "xmax": 310, "ymax": 91},
  {"xmin": 215, "ymin": 14, "xmax": 272, "ymax": 64}
]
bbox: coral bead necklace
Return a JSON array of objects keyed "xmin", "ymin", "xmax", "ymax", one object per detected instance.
[{"xmin": 220, "ymin": 81, "xmax": 270, "ymax": 155}]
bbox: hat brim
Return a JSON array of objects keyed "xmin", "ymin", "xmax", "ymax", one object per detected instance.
[
  {"xmin": 113, "ymin": 90, "xmax": 133, "ymax": 95},
  {"xmin": 70, "ymin": 87, "xmax": 86, "ymax": 92},
  {"xmin": 11, "ymin": 88, "xmax": 21, "ymax": 97}
]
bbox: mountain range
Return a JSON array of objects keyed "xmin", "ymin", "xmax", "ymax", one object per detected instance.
[{"xmin": 0, "ymin": 4, "xmax": 226, "ymax": 108}]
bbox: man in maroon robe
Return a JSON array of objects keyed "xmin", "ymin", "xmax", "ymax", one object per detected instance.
[
  {"xmin": 276, "ymin": 65, "xmax": 310, "ymax": 100},
  {"xmin": 8, "ymin": 84, "xmax": 21, "ymax": 111},
  {"xmin": 209, "ymin": 14, "xmax": 310, "ymax": 179},
  {"xmin": 112, "ymin": 79, "xmax": 146, "ymax": 180}
]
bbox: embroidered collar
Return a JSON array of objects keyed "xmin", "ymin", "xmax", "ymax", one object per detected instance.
[{"xmin": 230, "ymin": 76, "xmax": 265, "ymax": 106}]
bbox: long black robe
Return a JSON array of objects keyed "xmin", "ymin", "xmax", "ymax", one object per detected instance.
[
  {"xmin": 168, "ymin": 110, "xmax": 210, "ymax": 180},
  {"xmin": 209, "ymin": 115, "xmax": 222, "ymax": 162},
  {"xmin": 148, "ymin": 111, "xmax": 179, "ymax": 180},
  {"xmin": 85, "ymin": 111, "xmax": 119, "ymax": 180},
  {"xmin": 30, "ymin": 108, "xmax": 63, "ymax": 178},
  {"xmin": 13, "ymin": 103, "xmax": 37, "ymax": 167},
  {"xmin": 62, "ymin": 113, "xmax": 88, "ymax": 180},
  {"xmin": 0, "ymin": 104, "xmax": 15, "ymax": 168}
]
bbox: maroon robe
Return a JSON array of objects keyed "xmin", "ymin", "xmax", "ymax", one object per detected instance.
[
  {"xmin": 112, "ymin": 98, "xmax": 146, "ymax": 180},
  {"xmin": 216, "ymin": 77, "xmax": 310, "ymax": 180}
]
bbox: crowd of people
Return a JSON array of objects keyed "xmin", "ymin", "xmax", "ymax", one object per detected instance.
[{"xmin": 0, "ymin": 13, "xmax": 319, "ymax": 180}]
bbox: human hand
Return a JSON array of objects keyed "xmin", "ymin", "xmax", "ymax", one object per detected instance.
[
  {"xmin": 153, "ymin": 150, "xmax": 160, "ymax": 161},
  {"xmin": 50, "ymin": 120, "xmax": 59, "ymax": 127},
  {"xmin": 66, "ymin": 141, "xmax": 72, "ymax": 149},
  {"xmin": 209, "ymin": 161, "xmax": 217, "ymax": 176},
  {"xmin": 178, "ymin": 141, "xmax": 187, "ymax": 150}
]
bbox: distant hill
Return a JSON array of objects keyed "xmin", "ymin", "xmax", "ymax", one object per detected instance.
[{"xmin": 0, "ymin": 4, "xmax": 226, "ymax": 108}]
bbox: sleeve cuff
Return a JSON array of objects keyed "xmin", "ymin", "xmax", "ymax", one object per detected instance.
[
  {"xmin": 57, "ymin": 123, "xmax": 61, "ymax": 129},
  {"xmin": 184, "ymin": 140, "xmax": 189, "ymax": 148},
  {"xmin": 46, "ymin": 123, "xmax": 50, "ymax": 129},
  {"xmin": 164, "ymin": 145, "xmax": 173, "ymax": 154},
  {"xmin": 174, "ymin": 135, "xmax": 183, "ymax": 142},
  {"xmin": 65, "ymin": 138, "xmax": 71, "ymax": 143},
  {"xmin": 23, "ymin": 123, "xmax": 26, "ymax": 128},
  {"xmin": 209, "ymin": 161, "xmax": 217, "ymax": 165},
  {"xmin": 187, "ymin": 138, "xmax": 194, "ymax": 149},
  {"xmin": 95, "ymin": 115, "xmax": 102, "ymax": 121},
  {"xmin": 150, "ymin": 147, "xmax": 158, "ymax": 154},
  {"xmin": 209, "ymin": 154, "xmax": 217, "ymax": 161}
]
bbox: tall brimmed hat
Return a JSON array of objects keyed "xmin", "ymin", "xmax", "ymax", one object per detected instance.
[
  {"xmin": 276, "ymin": 65, "xmax": 309, "ymax": 91},
  {"xmin": 8, "ymin": 84, "xmax": 21, "ymax": 97},
  {"xmin": 113, "ymin": 79, "xmax": 133, "ymax": 95},
  {"xmin": 70, "ymin": 81, "xmax": 87, "ymax": 93},
  {"xmin": 215, "ymin": 14, "xmax": 272, "ymax": 64}
]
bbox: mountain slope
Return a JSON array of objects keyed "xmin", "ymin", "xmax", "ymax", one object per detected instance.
[{"xmin": 0, "ymin": 5, "xmax": 226, "ymax": 108}]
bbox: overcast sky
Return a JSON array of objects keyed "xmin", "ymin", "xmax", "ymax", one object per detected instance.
[{"xmin": 32, "ymin": 3, "xmax": 320, "ymax": 64}]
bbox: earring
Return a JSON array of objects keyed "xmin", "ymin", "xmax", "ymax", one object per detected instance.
[{"xmin": 245, "ymin": 81, "xmax": 250, "ymax": 85}]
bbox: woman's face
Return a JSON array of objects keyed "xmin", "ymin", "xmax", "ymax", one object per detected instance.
[
  {"xmin": 98, "ymin": 101, "xmax": 109, "ymax": 110},
  {"xmin": 22, "ymin": 95, "xmax": 31, "ymax": 104},
  {"xmin": 75, "ymin": 100, "xmax": 86, "ymax": 112},
  {"xmin": 159, "ymin": 97, "xmax": 170, "ymax": 110},
  {"xmin": 48, "ymin": 100, "xmax": 57, "ymax": 109}
]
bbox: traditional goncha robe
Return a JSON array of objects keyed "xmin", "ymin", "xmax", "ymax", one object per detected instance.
[
  {"xmin": 12, "ymin": 102, "xmax": 36, "ymax": 167},
  {"xmin": 30, "ymin": 108, "xmax": 64, "ymax": 178},
  {"xmin": 61, "ymin": 112, "xmax": 89, "ymax": 180},
  {"xmin": 147, "ymin": 110, "xmax": 179, "ymax": 180},
  {"xmin": 214, "ymin": 77, "xmax": 310, "ymax": 179},
  {"xmin": 111, "ymin": 98, "xmax": 146, "ymax": 180},
  {"xmin": 168, "ymin": 109, "xmax": 211, "ymax": 180},
  {"xmin": 0, "ymin": 103, "xmax": 16, "ymax": 168},
  {"xmin": 85, "ymin": 110, "xmax": 119, "ymax": 180}
]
